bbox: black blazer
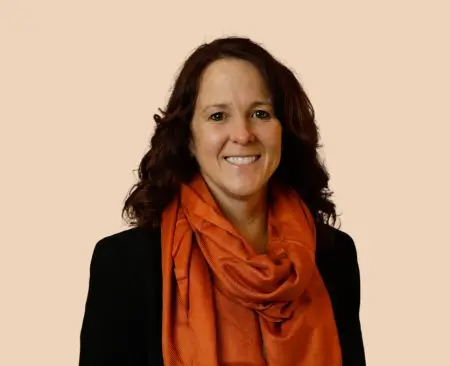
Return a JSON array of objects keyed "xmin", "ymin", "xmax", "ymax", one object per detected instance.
[{"xmin": 79, "ymin": 224, "xmax": 366, "ymax": 365}]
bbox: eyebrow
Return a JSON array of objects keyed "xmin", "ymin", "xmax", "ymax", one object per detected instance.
[{"xmin": 201, "ymin": 100, "xmax": 273, "ymax": 113}]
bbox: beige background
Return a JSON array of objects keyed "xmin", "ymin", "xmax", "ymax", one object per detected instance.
[{"xmin": 1, "ymin": 1, "xmax": 449, "ymax": 365}]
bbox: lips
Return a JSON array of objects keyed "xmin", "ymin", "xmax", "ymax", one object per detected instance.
[{"xmin": 224, "ymin": 155, "xmax": 261, "ymax": 165}]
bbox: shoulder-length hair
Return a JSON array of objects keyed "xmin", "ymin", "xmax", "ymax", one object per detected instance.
[{"xmin": 122, "ymin": 36, "xmax": 340, "ymax": 230}]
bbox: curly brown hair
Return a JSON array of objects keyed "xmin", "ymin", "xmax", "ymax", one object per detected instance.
[{"xmin": 122, "ymin": 36, "xmax": 340, "ymax": 230}]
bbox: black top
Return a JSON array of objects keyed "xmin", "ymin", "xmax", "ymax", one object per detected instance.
[{"xmin": 79, "ymin": 224, "xmax": 366, "ymax": 365}]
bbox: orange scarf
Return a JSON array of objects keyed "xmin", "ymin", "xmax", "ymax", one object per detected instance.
[{"xmin": 161, "ymin": 174, "xmax": 342, "ymax": 365}]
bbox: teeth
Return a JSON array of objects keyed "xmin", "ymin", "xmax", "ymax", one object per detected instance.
[{"xmin": 225, "ymin": 156, "xmax": 259, "ymax": 165}]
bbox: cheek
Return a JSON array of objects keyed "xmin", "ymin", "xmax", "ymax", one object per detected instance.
[
  {"xmin": 263, "ymin": 123, "xmax": 283, "ymax": 155},
  {"xmin": 192, "ymin": 127, "xmax": 226, "ymax": 159}
]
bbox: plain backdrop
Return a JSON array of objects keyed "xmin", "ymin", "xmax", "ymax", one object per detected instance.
[{"xmin": 1, "ymin": 1, "xmax": 449, "ymax": 365}]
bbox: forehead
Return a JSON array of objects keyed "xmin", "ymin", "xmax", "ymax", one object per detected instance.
[{"xmin": 196, "ymin": 58, "xmax": 271, "ymax": 104}]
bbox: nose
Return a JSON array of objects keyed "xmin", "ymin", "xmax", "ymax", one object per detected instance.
[{"xmin": 229, "ymin": 117, "xmax": 255, "ymax": 145}]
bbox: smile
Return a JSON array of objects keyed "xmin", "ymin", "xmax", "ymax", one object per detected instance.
[{"xmin": 224, "ymin": 155, "xmax": 261, "ymax": 165}]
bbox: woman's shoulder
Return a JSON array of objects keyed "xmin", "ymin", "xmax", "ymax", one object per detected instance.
[
  {"xmin": 89, "ymin": 226, "xmax": 162, "ymax": 280},
  {"xmin": 316, "ymin": 222, "xmax": 360, "ymax": 271},
  {"xmin": 316, "ymin": 223, "xmax": 359, "ymax": 264},
  {"xmin": 94, "ymin": 226, "xmax": 160, "ymax": 254},
  {"xmin": 316, "ymin": 225, "xmax": 365, "ymax": 364},
  {"xmin": 316, "ymin": 223, "xmax": 362, "ymax": 312}
]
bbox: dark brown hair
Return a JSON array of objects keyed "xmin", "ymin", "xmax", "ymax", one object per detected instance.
[{"xmin": 122, "ymin": 36, "xmax": 340, "ymax": 230}]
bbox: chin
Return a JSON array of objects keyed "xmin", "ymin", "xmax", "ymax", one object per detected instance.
[
  {"xmin": 201, "ymin": 170, "xmax": 270, "ymax": 202},
  {"xmin": 222, "ymin": 180, "xmax": 267, "ymax": 200}
]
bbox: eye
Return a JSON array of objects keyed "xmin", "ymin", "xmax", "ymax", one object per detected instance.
[
  {"xmin": 209, "ymin": 112, "xmax": 225, "ymax": 122},
  {"xmin": 253, "ymin": 110, "xmax": 271, "ymax": 120}
]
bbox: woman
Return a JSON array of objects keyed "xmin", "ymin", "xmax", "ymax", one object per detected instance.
[{"xmin": 79, "ymin": 36, "xmax": 366, "ymax": 365}]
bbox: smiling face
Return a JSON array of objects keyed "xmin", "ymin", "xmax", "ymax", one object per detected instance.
[{"xmin": 190, "ymin": 58, "xmax": 282, "ymax": 204}]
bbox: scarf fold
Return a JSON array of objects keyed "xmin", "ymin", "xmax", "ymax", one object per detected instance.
[{"xmin": 161, "ymin": 174, "xmax": 342, "ymax": 366}]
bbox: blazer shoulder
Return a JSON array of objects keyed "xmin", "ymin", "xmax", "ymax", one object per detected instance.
[
  {"xmin": 319, "ymin": 225, "xmax": 366, "ymax": 364},
  {"xmin": 317, "ymin": 224, "xmax": 359, "ymax": 259},
  {"xmin": 94, "ymin": 226, "xmax": 160, "ymax": 255},
  {"xmin": 89, "ymin": 226, "xmax": 161, "ymax": 279},
  {"xmin": 330, "ymin": 226, "xmax": 359, "ymax": 266},
  {"xmin": 316, "ymin": 224, "xmax": 362, "ymax": 313},
  {"xmin": 80, "ymin": 226, "xmax": 163, "ymax": 365}
]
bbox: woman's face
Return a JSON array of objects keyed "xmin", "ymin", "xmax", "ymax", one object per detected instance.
[{"xmin": 190, "ymin": 58, "xmax": 282, "ymax": 203}]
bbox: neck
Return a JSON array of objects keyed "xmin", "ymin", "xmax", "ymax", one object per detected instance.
[{"xmin": 211, "ymin": 187, "xmax": 269, "ymax": 254}]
